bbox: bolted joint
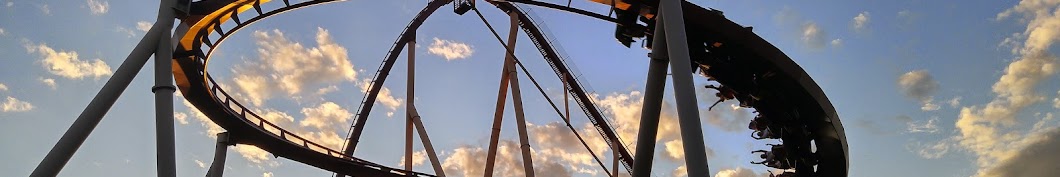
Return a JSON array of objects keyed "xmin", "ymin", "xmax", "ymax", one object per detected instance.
[{"xmin": 151, "ymin": 85, "xmax": 177, "ymax": 93}]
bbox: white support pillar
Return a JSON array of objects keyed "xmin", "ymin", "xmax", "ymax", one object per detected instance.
[
  {"xmin": 405, "ymin": 36, "xmax": 416, "ymax": 172},
  {"xmin": 408, "ymin": 106, "xmax": 446, "ymax": 177},
  {"xmin": 503, "ymin": 12, "xmax": 536, "ymax": 177}
]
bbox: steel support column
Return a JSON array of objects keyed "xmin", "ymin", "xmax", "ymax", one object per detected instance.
[
  {"xmin": 153, "ymin": 6, "xmax": 178, "ymax": 177},
  {"xmin": 482, "ymin": 11, "xmax": 521, "ymax": 177},
  {"xmin": 30, "ymin": 0, "xmax": 176, "ymax": 176},
  {"xmin": 503, "ymin": 12, "xmax": 536, "ymax": 177},
  {"xmin": 659, "ymin": 0, "xmax": 710, "ymax": 176},
  {"xmin": 631, "ymin": 14, "xmax": 670, "ymax": 177},
  {"xmin": 206, "ymin": 132, "xmax": 231, "ymax": 177},
  {"xmin": 408, "ymin": 106, "xmax": 446, "ymax": 176},
  {"xmin": 405, "ymin": 35, "xmax": 416, "ymax": 172}
]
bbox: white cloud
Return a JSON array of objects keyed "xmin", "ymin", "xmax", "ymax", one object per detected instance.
[
  {"xmin": 853, "ymin": 11, "xmax": 870, "ymax": 32},
  {"xmin": 956, "ymin": 1, "xmax": 1060, "ymax": 176},
  {"xmin": 262, "ymin": 172, "xmax": 273, "ymax": 177},
  {"xmin": 713, "ymin": 167, "xmax": 768, "ymax": 177},
  {"xmin": 441, "ymin": 140, "xmax": 573, "ymax": 177},
  {"xmin": 672, "ymin": 165, "xmax": 687, "ymax": 177},
  {"xmin": 232, "ymin": 28, "xmax": 357, "ymax": 106},
  {"xmin": 298, "ymin": 102, "xmax": 352, "ymax": 132},
  {"xmin": 0, "ymin": 83, "xmax": 7, "ymax": 91},
  {"xmin": 801, "ymin": 22, "xmax": 828, "ymax": 49},
  {"xmin": 663, "ymin": 139, "xmax": 684, "ymax": 161},
  {"xmin": 0, "ymin": 28, "xmax": 6, "ymax": 36},
  {"xmin": 40, "ymin": 4, "xmax": 50, "ymax": 15},
  {"xmin": 830, "ymin": 38, "xmax": 843, "ymax": 47},
  {"xmin": 5, "ymin": 2, "xmax": 12, "ymax": 7},
  {"xmin": 26, "ymin": 43, "xmax": 113, "ymax": 80},
  {"xmin": 87, "ymin": 0, "xmax": 108, "ymax": 15},
  {"xmin": 427, "ymin": 37, "xmax": 474, "ymax": 60},
  {"xmin": 115, "ymin": 27, "xmax": 135, "ymax": 38},
  {"xmin": 233, "ymin": 145, "xmax": 274, "ymax": 165},
  {"xmin": 175, "ymin": 112, "xmax": 189, "ymax": 125},
  {"xmin": 2, "ymin": 96, "xmax": 34, "ymax": 112},
  {"xmin": 949, "ymin": 96, "xmax": 963, "ymax": 108},
  {"xmin": 398, "ymin": 150, "xmax": 427, "ymax": 167},
  {"xmin": 979, "ymin": 129, "xmax": 1060, "ymax": 177},
  {"xmin": 136, "ymin": 21, "xmax": 152, "ymax": 32},
  {"xmin": 907, "ymin": 140, "xmax": 950, "ymax": 159},
  {"xmin": 357, "ymin": 79, "xmax": 403, "ymax": 111},
  {"xmin": 193, "ymin": 159, "xmax": 207, "ymax": 169},
  {"xmin": 40, "ymin": 78, "xmax": 56, "ymax": 89},
  {"xmin": 898, "ymin": 70, "xmax": 940, "ymax": 111},
  {"xmin": 907, "ymin": 117, "xmax": 940, "ymax": 133}
]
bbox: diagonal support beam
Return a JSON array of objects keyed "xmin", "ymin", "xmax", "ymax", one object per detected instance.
[{"xmin": 408, "ymin": 106, "xmax": 446, "ymax": 177}]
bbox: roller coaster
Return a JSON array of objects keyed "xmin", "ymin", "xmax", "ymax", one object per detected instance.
[{"xmin": 30, "ymin": 0, "xmax": 847, "ymax": 177}]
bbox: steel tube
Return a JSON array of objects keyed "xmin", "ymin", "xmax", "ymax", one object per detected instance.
[
  {"xmin": 503, "ymin": 12, "xmax": 536, "ymax": 177},
  {"xmin": 206, "ymin": 133, "xmax": 230, "ymax": 177},
  {"xmin": 153, "ymin": 6, "xmax": 178, "ymax": 177},
  {"xmin": 405, "ymin": 36, "xmax": 415, "ymax": 172},
  {"xmin": 658, "ymin": 1, "xmax": 710, "ymax": 176},
  {"xmin": 631, "ymin": 17, "xmax": 670, "ymax": 176}
]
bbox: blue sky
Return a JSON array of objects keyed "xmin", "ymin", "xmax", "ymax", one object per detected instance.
[{"xmin": 2, "ymin": 0, "xmax": 1059, "ymax": 177}]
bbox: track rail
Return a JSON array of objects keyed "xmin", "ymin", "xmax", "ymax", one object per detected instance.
[
  {"xmin": 172, "ymin": 0, "xmax": 437, "ymax": 176},
  {"xmin": 504, "ymin": 1, "xmax": 849, "ymax": 176}
]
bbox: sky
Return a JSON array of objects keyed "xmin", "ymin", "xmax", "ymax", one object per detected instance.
[{"xmin": 1, "ymin": 0, "xmax": 1059, "ymax": 177}]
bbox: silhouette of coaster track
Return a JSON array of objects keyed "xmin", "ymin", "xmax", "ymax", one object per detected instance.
[{"xmin": 171, "ymin": 0, "xmax": 848, "ymax": 176}]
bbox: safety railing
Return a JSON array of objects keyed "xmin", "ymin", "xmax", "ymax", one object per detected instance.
[{"xmin": 178, "ymin": 0, "xmax": 436, "ymax": 176}]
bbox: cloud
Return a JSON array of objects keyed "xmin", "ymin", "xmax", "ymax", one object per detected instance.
[
  {"xmin": 232, "ymin": 28, "xmax": 357, "ymax": 106},
  {"xmin": 298, "ymin": 102, "xmax": 352, "ymax": 130},
  {"xmin": 906, "ymin": 140, "xmax": 951, "ymax": 159},
  {"xmin": 427, "ymin": 37, "xmax": 474, "ymax": 60},
  {"xmin": 175, "ymin": 112, "xmax": 189, "ymax": 125},
  {"xmin": 398, "ymin": 150, "xmax": 428, "ymax": 167},
  {"xmin": 949, "ymin": 96, "xmax": 962, "ymax": 108},
  {"xmin": 262, "ymin": 172, "xmax": 273, "ymax": 177},
  {"xmin": 979, "ymin": 129, "xmax": 1060, "ymax": 177},
  {"xmin": 357, "ymin": 79, "xmax": 403, "ymax": 111},
  {"xmin": 441, "ymin": 140, "xmax": 572, "ymax": 177},
  {"xmin": 87, "ymin": 0, "xmax": 108, "ymax": 15},
  {"xmin": 801, "ymin": 22, "xmax": 828, "ymax": 49},
  {"xmin": 0, "ymin": 83, "xmax": 7, "ymax": 91},
  {"xmin": 898, "ymin": 70, "xmax": 940, "ymax": 111},
  {"xmin": 0, "ymin": 28, "xmax": 6, "ymax": 36},
  {"xmin": 907, "ymin": 116, "xmax": 940, "ymax": 133},
  {"xmin": 713, "ymin": 167, "xmax": 768, "ymax": 177},
  {"xmin": 698, "ymin": 87, "xmax": 754, "ymax": 132},
  {"xmin": 193, "ymin": 159, "xmax": 207, "ymax": 169},
  {"xmin": 234, "ymin": 144, "xmax": 275, "ymax": 166},
  {"xmin": 956, "ymin": 1, "xmax": 1060, "ymax": 175},
  {"xmin": 26, "ymin": 43, "xmax": 113, "ymax": 80},
  {"xmin": 830, "ymin": 38, "xmax": 842, "ymax": 47},
  {"xmin": 896, "ymin": 10, "xmax": 917, "ymax": 30},
  {"xmin": 39, "ymin": 4, "xmax": 50, "ymax": 15},
  {"xmin": 672, "ymin": 165, "xmax": 687, "ymax": 177},
  {"xmin": 136, "ymin": 21, "xmax": 152, "ymax": 32},
  {"xmin": 853, "ymin": 11, "xmax": 870, "ymax": 32},
  {"xmin": 2, "ymin": 96, "xmax": 34, "ymax": 112},
  {"xmin": 5, "ymin": 2, "xmax": 11, "ymax": 7},
  {"xmin": 40, "ymin": 78, "xmax": 56, "ymax": 89}
]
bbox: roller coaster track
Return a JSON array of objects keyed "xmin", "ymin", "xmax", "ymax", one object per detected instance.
[{"xmin": 169, "ymin": 0, "xmax": 847, "ymax": 176}]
